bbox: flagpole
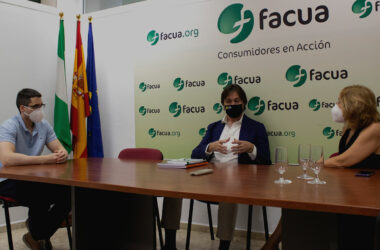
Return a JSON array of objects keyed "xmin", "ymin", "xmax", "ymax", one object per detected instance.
[
  {"xmin": 88, "ymin": 16, "xmax": 92, "ymax": 23},
  {"xmin": 59, "ymin": 12, "xmax": 63, "ymax": 19}
]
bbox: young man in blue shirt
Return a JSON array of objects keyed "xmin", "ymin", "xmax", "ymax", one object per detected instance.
[{"xmin": 0, "ymin": 89, "xmax": 71, "ymax": 250}]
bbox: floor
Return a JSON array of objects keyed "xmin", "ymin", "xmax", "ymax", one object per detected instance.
[{"xmin": 0, "ymin": 225, "xmax": 267, "ymax": 250}]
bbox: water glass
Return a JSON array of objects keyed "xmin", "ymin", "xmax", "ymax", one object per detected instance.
[
  {"xmin": 297, "ymin": 144, "xmax": 313, "ymax": 180},
  {"xmin": 307, "ymin": 145, "xmax": 326, "ymax": 184},
  {"xmin": 274, "ymin": 146, "xmax": 292, "ymax": 184}
]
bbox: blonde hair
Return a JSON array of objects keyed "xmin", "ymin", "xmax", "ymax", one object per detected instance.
[{"xmin": 339, "ymin": 85, "xmax": 380, "ymax": 129}]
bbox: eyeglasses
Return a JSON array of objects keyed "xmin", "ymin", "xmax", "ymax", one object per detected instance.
[{"xmin": 25, "ymin": 103, "xmax": 46, "ymax": 110}]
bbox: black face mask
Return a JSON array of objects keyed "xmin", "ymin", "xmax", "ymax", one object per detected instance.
[{"xmin": 225, "ymin": 104, "xmax": 244, "ymax": 118}]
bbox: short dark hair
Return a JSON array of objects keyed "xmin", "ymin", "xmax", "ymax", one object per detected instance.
[
  {"xmin": 221, "ymin": 84, "xmax": 247, "ymax": 106},
  {"xmin": 16, "ymin": 88, "xmax": 41, "ymax": 112}
]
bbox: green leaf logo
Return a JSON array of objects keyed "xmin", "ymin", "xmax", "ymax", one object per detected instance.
[
  {"xmin": 148, "ymin": 128, "xmax": 157, "ymax": 138},
  {"xmin": 217, "ymin": 72, "xmax": 232, "ymax": 87},
  {"xmin": 169, "ymin": 102, "xmax": 182, "ymax": 117},
  {"xmin": 286, "ymin": 65, "xmax": 307, "ymax": 87},
  {"xmin": 139, "ymin": 106, "xmax": 147, "ymax": 116},
  {"xmin": 218, "ymin": 3, "xmax": 254, "ymax": 43},
  {"xmin": 248, "ymin": 96, "xmax": 265, "ymax": 116},
  {"xmin": 199, "ymin": 128, "xmax": 207, "ymax": 137},
  {"xmin": 213, "ymin": 103, "xmax": 223, "ymax": 114},
  {"xmin": 173, "ymin": 77, "xmax": 185, "ymax": 91},
  {"xmin": 323, "ymin": 127, "xmax": 335, "ymax": 139},
  {"xmin": 352, "ymin": 0, "xmax": 372, "ymax": 18},
  {"xmin": 147, "ymin": 30, "xmax": 159, "ymax": 45},
  {"xmin": 309, "ymin": 99, "xmax": 321, "ymax": 111},
  {"xmin": 139, "ymin": 82, "xmax": 147, "ymax": 92}
]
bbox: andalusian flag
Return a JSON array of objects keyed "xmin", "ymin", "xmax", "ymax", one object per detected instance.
[
  {"xmin": 70, "ymin": 15, "xmax": 90, "ymax": 159},
  {"xmin": 87, "ymin": 18, "xmax": 104, "ymax": 158},
  {"xmin": 54, "ymin": 13, "xmax": 72, "ymax": 153}
]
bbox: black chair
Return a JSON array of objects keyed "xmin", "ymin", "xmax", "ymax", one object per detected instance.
[
  {"xmin": 0, "ymin": 196, "xmax": 72, "ymax": 250},
  {"xmin": 186, "ymin": 200, "xmax": 269, "ymax": 250}
]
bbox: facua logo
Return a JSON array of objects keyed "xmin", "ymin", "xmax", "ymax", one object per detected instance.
[
  {"xmin": 146, "ymin": 28, "xmax": 199, "ymax": 46},
  {"xmin": 285, "ymin": 65, "xmax": 348, "ymax": 87},
  {"xmin": 309, "ymin": 99, "xmax": 335, "ymax": 111},
  {"xmin": 139, "ymin": 82, "xmax": 160, "ymax": 92},
  {"xmin": 148, "ymin": 128, "xmax": 180, "ymax": 138},
  {"xmin": 173, "ymin": 77, "xmax": 205, "ymax": 91},
  {"xmin": 218, "ymin": 3, "xmax": 254, "ymax": 44},
  {"xmin": 248, "ymin": 97, "xmax": 266, "ymax": 115},
  {"xmin": 169, "ymin": 102, "xmax": 205, "ymax": 117},
  {"xmin": 286, "ymin": 65, "xmax": 307, "ymax": 87},
  {"xmin": 139, "ymin": 106, "xmax": 160, "ymax": 116},
  {"xmin": 217, "ymin": 72, "xmax": 261, "ymax": 87},
  {"xmin": 323, "ymin": 127, "xmax": 342, "ymax": 139},
  {"xmin": 148, "ymin": 128, "xmax": 157, "ymax": 138},
  {"xmin": 169, "ymin": 102, "xmax": 181, "ymax": 117},
  {"xmin": 147, "ymin": 30, "xmax": 159, "ymax": 46},
  {"xmin": 199, "ymin": 128, "xmax": 207, "ymax": 137},
  {"xmin": 213, "ymin": 103, "xmax": 223, "ymax": 114},
  {"xmin": 309, "ymin": 99, "xmax": 321, "ymax": 111},
  {"xmin": 218, "ymin": 4, "xmax": 329, "ymax": 43},
  {"xmin": 248, "ymin": 97, "xmax": 299, "ymax": 115},
  {"xmin": 352, "ymin": 0, "xmax": 380, "ymax": 18}
]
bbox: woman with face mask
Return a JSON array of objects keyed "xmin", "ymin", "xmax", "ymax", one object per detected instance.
[{"xmin": 325, "ymin": 85, "xmax": 380, "ymax": 168}]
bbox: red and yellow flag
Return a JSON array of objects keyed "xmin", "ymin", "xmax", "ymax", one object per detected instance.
[{"xmin": 70, "ymin": 16, "xmax": 90, "ymax": 159}]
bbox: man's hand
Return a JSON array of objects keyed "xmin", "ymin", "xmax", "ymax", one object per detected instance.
[
  {"xmin": 54, "ymin": 149, "xmax": 68, "ymax": 163},
  {"xmin": 208, "ymin": 138, "xmax": 230, "ymax": 154},
  {"xmin": 231, "ymin": 139, "xmax": 254, "ymax": 155},
  {"xmin": 44, "ymin": 150, "xmax": 68, "ymax": 164}
]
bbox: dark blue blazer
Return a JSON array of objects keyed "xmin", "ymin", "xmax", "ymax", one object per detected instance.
[{"xmin": 191, "ymin": 115, "xmax": 271, "ymax": 164}]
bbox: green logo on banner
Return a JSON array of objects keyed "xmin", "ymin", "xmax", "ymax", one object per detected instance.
[
  {"xmin": 286, "ymin": 65, "xmax": 307, "ymax": 87},
  {"xmin": 149, "ymin": 128, "xmax": 157, "ymax": 138},
  {"xmin": 147, "ymin": 30, "xmax": 159, "ymax": 46},
  {"xmin": 218, "ymin": 3, "xmax": 254, "ymax": 44},
  {"xmin": 248, "ymin": 97, "xmax": 265, "ymax": 116},
  {"xmin": 323, "ymin": 127, "xmax": 335, "ymax": 139},
  {"xmin": 352, "ymin": 0, "xmax": 373, "ymax": 18},
  {"xmin": 139, "ymin": 82, "xmax": 147, "ymax": 92},
  {"xmin": 173, "ymin": 77, "xmax": 185, "ymax": 91},
  {"xmin": 199, "ymin": 128, "xmax": 206, "ymax": 137},
  {"xmin": 309, "ymin": 99, "xmax": 321, "ymax": 111},
  {"xmin": 139, "ymin": 106, "xmax": 147, "ymax": 116},
  {"xmin": 217, "ymin": 72, "xmax": 233, "ymax": 87},
  {"xmin": 169, "ymin": 102, "xmax": 182, "ymax": 117},
  {"xmin": 213, "ymin": 103, "xmax": 223, "ymax": 114}
]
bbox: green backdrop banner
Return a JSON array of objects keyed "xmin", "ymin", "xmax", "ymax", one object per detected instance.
[{"xmin": 135, "ymin": 0, "xmax": 380, "ymax": 163}]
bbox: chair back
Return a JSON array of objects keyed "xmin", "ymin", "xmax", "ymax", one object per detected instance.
[{"xmin": 118, "ymin": 148, "xmax": 163, "ymax": 161}]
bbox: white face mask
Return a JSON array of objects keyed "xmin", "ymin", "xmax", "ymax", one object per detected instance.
[
  {"xmin": 24, "ymin": 108, "xmax": 44, "ymax": 123},
  {"xmin": 331, "ymin": 104, "xmax": 344, "ymax": 123}
]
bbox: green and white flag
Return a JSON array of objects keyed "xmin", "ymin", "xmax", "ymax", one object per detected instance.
[{"xmin": 54, "ymin": 16, "xmax": 72, "ymax": 153}]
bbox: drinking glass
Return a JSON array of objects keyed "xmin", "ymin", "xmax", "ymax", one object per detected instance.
[
  {"xmin": 307, "ymin": 145, "xmax": 326, "ymax": 184},
  {"xmin": 297, "ymin": 144, "xmax": 313, "ymax": 180},
  {"xmin": 274, "ymin": 146, "xmax": 292, "ymax": 184}
]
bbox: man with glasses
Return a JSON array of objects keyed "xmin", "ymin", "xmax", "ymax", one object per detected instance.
[{"xmin": 0, "ymin": 88, "xmax": 71, "ymax": 250}]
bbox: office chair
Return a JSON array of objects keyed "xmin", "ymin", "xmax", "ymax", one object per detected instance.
[
  {"xmin": 118, "ymin": 147, "xmax": 164, "ymax": 249},
  {"xmin": 186, "ymin": 200, "xmax": 269, "ymax": 250},
  {"xmin": 0, "ymin": 196, "xmax": 72, "ymax": 250}
]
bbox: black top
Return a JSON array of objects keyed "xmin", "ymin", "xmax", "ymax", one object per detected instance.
[{"xmin": 339, "ymin": 127, "xmax": 380, "ymax": 169}]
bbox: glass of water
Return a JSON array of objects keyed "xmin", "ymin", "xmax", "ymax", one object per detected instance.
[
  {"xmin": 297, "ymin": 144, "xmax": 313, "ymax": 180},
  {"xmin": 307, "ymin": 145, "xmax": 326, "ymax": 184},
  {"xmin": 274, "ymin": 146, "xmax": 292, "ymax": 184}
]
